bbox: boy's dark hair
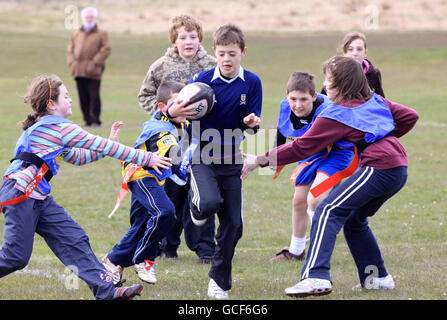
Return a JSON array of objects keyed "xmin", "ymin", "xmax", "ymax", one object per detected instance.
[
  {"xmin": 213, "ymin": 24, "xmax": 245, "ymax": 52},
  {"xmin": 322, "ymin": 56, "xmax": 372, "ymax": 104},
  {"xmin": 156, "ymin": 81, "xmax": 184, "ymax": 105},
  {"xmin": 286, "ymin": 71, "xmax": 316, "ymax": 96}
]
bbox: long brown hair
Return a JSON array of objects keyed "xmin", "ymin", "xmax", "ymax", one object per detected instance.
[
  {"xmin": 322, "ymin": 56, "xmax": 372, "ymax": 104},
  {"xmin": 340, "ymin": 31, "xmax": 367, "ymax": 54},
  {"xmin": 21, "ymin": 75, "xmax": 63, "ymax": 130}
]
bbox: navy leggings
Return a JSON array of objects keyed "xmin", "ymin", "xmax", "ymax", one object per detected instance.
[
  {"xmin": 301, "ymin": 166, "xmax": 408, "ymax": 284},
  {"xmin": 0, "ymin": 179, "xmax": 115, "ymax": 299},
  {"xmin": 107, "ymin": 177, "xmax": 175, "ymax": 266}
]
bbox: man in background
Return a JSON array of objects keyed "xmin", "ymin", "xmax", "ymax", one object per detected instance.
[{"xmin": 66, "ymin": 7, "xmax": 111, "ymax": 127}]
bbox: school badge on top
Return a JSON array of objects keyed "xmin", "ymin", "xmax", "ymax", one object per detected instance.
[{"xmin": 240, "ymin": 94, "xmax": 247, "ymax": 105}]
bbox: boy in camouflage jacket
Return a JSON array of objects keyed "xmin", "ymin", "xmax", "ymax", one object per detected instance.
[
  {"xmin": 138, "ymin": 15, "xmax": 216, "ymax": 115},
  {"xmin": 138, "ymin": 15, "xmax": 217, "ymax": 264}
]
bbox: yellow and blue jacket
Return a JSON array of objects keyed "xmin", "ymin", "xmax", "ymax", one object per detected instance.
[{"xmin": 123, "ymin": 110, "xmax": 189, "ymax": 186}]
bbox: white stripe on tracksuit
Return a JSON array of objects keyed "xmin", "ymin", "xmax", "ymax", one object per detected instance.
[
  {"xmin": 302, "ymin": 166, "xmax": 375, "ymax": 279},
  {"xmin": 133, "ymin": 179, "xmax": 162, "ymax": 261},
  {"xmin": 189, "ymin": 168, "xmax": 200, "ymax": 212}
]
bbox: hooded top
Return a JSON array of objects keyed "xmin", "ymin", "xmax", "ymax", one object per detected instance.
[
  {"xmin": 138, "ymin": 46, "xmax": 217, "ymax": 115},
  {"xmin": 321, "ymin": 59, "xmax": 385, "ymax": 98}
]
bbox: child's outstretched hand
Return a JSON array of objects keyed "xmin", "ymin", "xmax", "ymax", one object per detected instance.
[
  {"xmin": 109, "ymin": 121, "xmax": 124, "ymax": 141},
  {"xmin": 243, "ymin": 113, "xmax": 261, "ymax": 128},
  {"xmin": 150, "ymin": 151, "xmax": 172, "ymax": 175},
  {"xmin": 241, "ymin": 153, "xmax": 259, "ymax": 180}
]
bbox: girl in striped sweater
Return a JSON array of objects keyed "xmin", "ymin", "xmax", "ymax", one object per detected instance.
[{"xmin": 0, "ymin": 75, "xmax": 171, "ymax": 300}]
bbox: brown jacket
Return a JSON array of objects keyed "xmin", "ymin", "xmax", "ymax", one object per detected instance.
[{"xmin": 66, "ymin": 25, "xmax": 111, "ymax": 80}]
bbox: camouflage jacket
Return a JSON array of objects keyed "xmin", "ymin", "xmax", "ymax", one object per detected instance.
[{"xmin": 138, "ymin": 45, "xmax": 217, "ymax": 115}]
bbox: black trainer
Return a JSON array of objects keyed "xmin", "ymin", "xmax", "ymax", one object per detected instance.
[
  {"xmin": 269, "ymin": 247, "xmax": 306, "ymax": 262},
  {"xmin": 112, "ymin": 284, "xmax": 143, "ymax": 300}
]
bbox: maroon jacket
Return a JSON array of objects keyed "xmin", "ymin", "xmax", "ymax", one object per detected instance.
[{"xmin": 260, "ymin": 98, "xmax": 418, "ymax": 170}]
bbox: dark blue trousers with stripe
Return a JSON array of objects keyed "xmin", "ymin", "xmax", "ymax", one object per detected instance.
[
  {"xmin": 0, "ymin": 179, "xmax": 116, "ymax": 300},
  {"xmin": 107, "ymin": 177, "xmax": 175, "ymax": 266},
  {"xmin": 301, "ymin": 166, "xmax": 407, "ymax": 284}
]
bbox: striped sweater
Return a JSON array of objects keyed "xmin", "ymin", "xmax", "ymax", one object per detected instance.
[{"xmin": 7, "ymin": 122, "xmax": 154, "ymax": 199}]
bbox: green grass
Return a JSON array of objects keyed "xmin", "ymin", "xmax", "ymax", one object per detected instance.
[{"xmin": 0, "ymin": 29, "xmax": 446, "ymax": 300}]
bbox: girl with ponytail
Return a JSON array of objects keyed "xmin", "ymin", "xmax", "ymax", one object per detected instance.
[{"xmin": 0, "ymin": 74, "xmax": 172, "ymax": 300}]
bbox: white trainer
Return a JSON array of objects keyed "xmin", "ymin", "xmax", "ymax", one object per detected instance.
[
  {"xmin": 352, "ymin": 274, "xmax": 395, "ymax": 291},
  {"xmin": 190, "ymin": 209, "xmax": 207, "ymax": 227},
  {"xmin": 285, "ymin": 278, "xmax": 332, "ymax": 297},
  {"xmin": 102, "ymin": 256, "xmax": 124, "ymax": 286},
  {"xmin": 207, "ymin": 278, "xmax": 229, "ymax": 299},
  {"xmin": 135, "ymin": 260, "xmax": 157, "ymax": 284}
]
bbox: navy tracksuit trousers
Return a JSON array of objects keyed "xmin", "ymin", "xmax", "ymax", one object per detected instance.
[
  {"xmin": 301, "ymin": 166, "xmax": 407, "ymax": 284},
  {"xmin": 159, "ymin": 178, "xmax": 216, "ymax": 259},
  {"xmin": 0, "ymin": 179, "xmax": 115, "ymax": 300},
  {"xmin": 189, "ymin": 163, "xmax": 243, "ymax": 291},
  {"xmin": 107, "ymin": 177, "xmax": 175, "ymax": 266}
]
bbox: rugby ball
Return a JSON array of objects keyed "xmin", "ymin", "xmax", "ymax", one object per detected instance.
[{"xmin": 175, "ymin": 82, "xmax": 215, "ymax": 120}]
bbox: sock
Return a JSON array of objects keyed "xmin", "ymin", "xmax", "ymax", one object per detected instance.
[
  {"xmin": 289, "ymin": 235, "xmax": 306, "ymax": 255},
  {"xmin": 307, "ymin": 208, "xmax": 315, "ymax": 223}
]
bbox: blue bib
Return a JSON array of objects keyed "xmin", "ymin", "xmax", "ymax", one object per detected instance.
[
  {"xmin": 277, "ymin": 93, "xmax": 330, "ymax": 140},
  {"xmin": 4, "ymin": 115, "xmax": 73, "ymax": 194},
  {"xmin": 277, "ymin": 94, "xmax": 353, "ymax": 150},
  {"xmin": 133, "ymin": 111, "xmax": 190, "ymax": 185},
  {"xmin": 317, "ymin": 93, "xmax": 395, "ymax": 144}
]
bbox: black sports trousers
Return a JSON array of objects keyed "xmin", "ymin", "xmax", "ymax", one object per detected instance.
[
  {"xmin": 160, "ymin": 178, "xmax": 216, "ymax": 259},
  {"xmin": 189, "ymin": 162, "xmax": 243, "ymax": 291},
  {"xmin": 75, "ymin": 77, "xmax": 101, "ymax": 126}
]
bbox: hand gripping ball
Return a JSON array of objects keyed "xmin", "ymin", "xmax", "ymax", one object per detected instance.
[{"xmin": 175, "ymin": 82, "xmax": 215, "ymax": 120}]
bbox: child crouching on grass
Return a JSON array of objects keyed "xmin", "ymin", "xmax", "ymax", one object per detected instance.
[
  {"xmin": 103, "ymin": 81, "xmax": 192, "ymax": 286},
  {"xmin": 0, "ymin": 74, "xmax": 171, "ymax": 300}
]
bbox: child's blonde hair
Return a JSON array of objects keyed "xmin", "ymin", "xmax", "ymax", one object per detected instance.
[
  {"xmin": 21, "ymin": 75, "xmax": 63, "ymax": 130},
  {"xmin": 340, "ymin": 31, "xmax": 367, "ymax": 54},
  {"xmin": 213, "ymin": 24, "xmax": 245, "ymax": 52},
  {"xmin": 169, "ymin": 14, "xmax": 203, "ymax": 44}
]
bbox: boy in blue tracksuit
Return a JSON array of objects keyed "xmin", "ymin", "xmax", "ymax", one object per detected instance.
[
  {"xmin": 186, "ymin": 24, "xmax": 262, "ymax": 299},
  {"xmin": 103, "ymin": 81, "xmax": 190, "ymax": 285}
]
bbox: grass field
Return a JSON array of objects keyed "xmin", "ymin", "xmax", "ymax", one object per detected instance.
[{"xmin": 0, "ymin": 27, "xmax": 446, "ymax": 301}]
